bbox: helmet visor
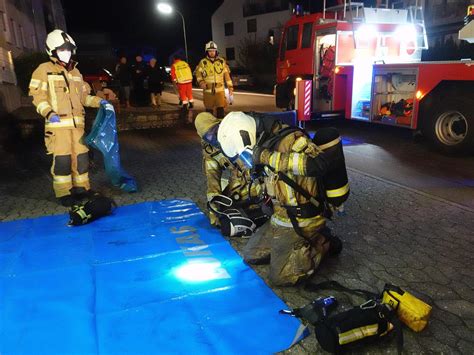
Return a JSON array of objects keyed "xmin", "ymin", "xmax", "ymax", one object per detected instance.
[
  {"xmin": 56, "ymin": 42, "xmax": 76, "ymax": 52},
  {"xmin": 203, "ymin": 124, "xmax": 220, "ymax": 147}
]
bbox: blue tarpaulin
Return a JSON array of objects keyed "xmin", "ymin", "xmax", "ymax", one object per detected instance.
[{"xmin": 0, "ymin": 200, "xmax": 306, "ymax": 354}]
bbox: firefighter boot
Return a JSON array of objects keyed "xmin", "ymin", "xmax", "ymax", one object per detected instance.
[
  {"xmin": 59, "ymin": 194, "xmax": 76, "ymax": 207},
  {"xmin": 320, "ymin": 226, "xmax": 343, "ymax": 256}
]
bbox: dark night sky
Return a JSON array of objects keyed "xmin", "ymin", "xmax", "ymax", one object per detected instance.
[{"xmin": 63, "ymin": 0, "xmax": 222, "ymax": 63}]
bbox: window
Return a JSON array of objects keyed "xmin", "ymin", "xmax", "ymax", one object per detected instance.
[
  {"xmin": 224, "ymin": 22, "xmax": 234, "ymax": 36},
  {"xmin": 10, "ymin": 18, "xmax": 16, "ymax": 44},
  {"xmin": 247, "ymin": 18, "xmax": 257, "ymax": 33},
  {"xmin": 286, "ymin": 25, "xmax": 298, "ymax": 50},
  {"xmin": 0, "ymin": 11, "xmax": 6, "ymax": 32},
  {"xmin": 301, "ymin": 22, "xmax": 313, "ymax": 48},
  {"xmin": 268, "ymin": 29, "xmax": 275, "ymax": 45},
  {"xmin": 226, "ymin": 47, "xmax": 235, "ymax": 61},
  {"xmin": 20, "ymin": 25, "xmax": 26, "ymax": 47}
]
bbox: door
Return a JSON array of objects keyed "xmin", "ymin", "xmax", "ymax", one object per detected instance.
[{"xmin": 313, "ymin": 31, "xmax": 336, "ymax": 112}]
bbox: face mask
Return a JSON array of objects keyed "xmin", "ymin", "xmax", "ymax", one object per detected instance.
[{"xmin": 57, "ymin": 50, "xmax": 72, "ymax": 64}]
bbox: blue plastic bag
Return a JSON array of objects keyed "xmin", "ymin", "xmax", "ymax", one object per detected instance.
[{"xmin": 86, "ymin": 104, "xmax": 138, "ymax": 192}]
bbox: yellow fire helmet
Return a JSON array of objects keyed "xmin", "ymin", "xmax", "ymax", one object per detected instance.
[{"xmin": 195, "ymin": 112, "xmax": 221, "ymax": 139}]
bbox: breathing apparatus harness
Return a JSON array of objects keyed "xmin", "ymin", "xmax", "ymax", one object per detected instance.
[{"xmin": 248, "ymin": 113, "xmax": 334, "ymax": 237}]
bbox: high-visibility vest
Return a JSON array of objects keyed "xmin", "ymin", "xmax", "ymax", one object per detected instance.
[{"xmin": 172, "ymin": 60, "xmax": 193, "ymax": 83}]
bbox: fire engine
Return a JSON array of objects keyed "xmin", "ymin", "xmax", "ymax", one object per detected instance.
[{"xmin": 275, "ymin": 1, "xmax": 474, "ymax": 153}]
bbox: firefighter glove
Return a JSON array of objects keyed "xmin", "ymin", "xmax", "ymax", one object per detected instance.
[
  {"xmin": 306, "ymin": 153, "xmax": 329, "ymax": 177},
  {"xmin": 199, "ymin": 81, "xmax": 206, "ymax": 89},
  {"xmin": 48, "ymin": 114, "xmax": 60, "ymax": 123},
  {"xmin": 219, "ymin": 208, "xmax": 256, "ymax": 237}
]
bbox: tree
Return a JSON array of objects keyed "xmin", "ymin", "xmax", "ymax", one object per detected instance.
[{"xmin": 237, "ymin": 36, "xmax": 279, "ymax": 87}]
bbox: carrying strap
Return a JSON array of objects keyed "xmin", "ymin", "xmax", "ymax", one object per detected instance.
[
  {"xmin": 305, "ymin": 280, "xmax": 379, "ymax": 300},
  {"xmin": 265, "ymin": 164, "xmax": 332, "ymax": 239}
]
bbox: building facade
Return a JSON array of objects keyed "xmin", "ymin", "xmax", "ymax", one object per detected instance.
[
  {"xmin": 211, "ymin": 0, "xmax": 291, "ymax": 67},
  {"xmin": 0, "ymin": 0, "xmax": 66, "ymax": 112}
]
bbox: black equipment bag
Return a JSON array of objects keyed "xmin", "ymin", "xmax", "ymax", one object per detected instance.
[
  {"xmin": 314, "ymin": 300, "xmax": 401, "ymax": 354},
  {"xmin": 69, "ymin": 192, "xmax": 116, "ymax": 226},
  {"xmin": 304, "ymin": 280, "xmax": 403, "ymax": 354}
]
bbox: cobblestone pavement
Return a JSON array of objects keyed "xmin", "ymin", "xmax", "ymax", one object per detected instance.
[{"xmin": 1, "ymin": 126, "xmax": 473, "ymax": 354}]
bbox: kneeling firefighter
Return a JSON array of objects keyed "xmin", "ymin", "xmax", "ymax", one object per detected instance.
[
  {"xmin": 194, "ymin": 112, "xmax": 271, "ymax": 237},
  {"xmin": 217, "ymin": 111, "xmax": 349, "ymax": 286}
]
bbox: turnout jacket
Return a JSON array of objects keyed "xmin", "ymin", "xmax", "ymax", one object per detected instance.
[
  {"xmin": 203, "ymin": 141, "xmax": 262, "ymax": 203},
  {"xmin": 29, "ymin": 58, "xmax": 102, "ymax": 129},
  {"xmin": 260, "ymin": 130, "xmax": 326, "ymax": 231},
  {"xmin": 195, "ymin": 56, "xmax": 233, "ymax": 93}
]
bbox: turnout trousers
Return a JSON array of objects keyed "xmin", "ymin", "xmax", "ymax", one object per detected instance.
[{"xmin": 44, "ymin": 127, "xmax": 90, "ymax": 197}]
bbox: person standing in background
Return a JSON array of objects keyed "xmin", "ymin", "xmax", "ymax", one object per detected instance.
[
  {"xmin": 147, "ymin": 57, "xmax": 166, "ymax": 109},
  {"xmin": 115, "ymin": 56, "xmax": 132, "ymax": 108},
  {"xmin": 171, "ymin": 55, "xmax": 194, "ymax": 109},
  {"xmin": 195, "ymin": 41, "xmax": 233, "ymax": 119},
  {"xmin": 131, "ymin": 55, "xmax": 147, "ymax": 106}
]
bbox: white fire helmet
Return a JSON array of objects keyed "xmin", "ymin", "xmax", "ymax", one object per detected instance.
[
  {"xmin": 217, "ymin": 111, "xmax": 256, "ymax": 158},
  {"xmin": 45, "ymin": 29, "xmax": 77, "ymax": 56},
  {"xmin": 205, "ymin": 41, "xmax": 218, "ymax": 52}
]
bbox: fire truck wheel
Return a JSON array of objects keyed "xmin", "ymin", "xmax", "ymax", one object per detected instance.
[{"xmin": 422, "ymin": 97, "xmax": 474, "ymax": 154}]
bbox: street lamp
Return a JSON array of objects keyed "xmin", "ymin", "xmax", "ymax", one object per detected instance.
[{"xmin": 157, "ymin": 2, "xmax": 188, "ymax": 62}]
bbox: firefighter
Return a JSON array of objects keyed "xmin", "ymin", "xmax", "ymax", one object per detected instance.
[
  {"xmin": 194, "ymin": 112, "xmax": 269, "ymax": 234},
  {"xmin": 217, "ymin": 112, "xmax": 343, "ymax": 286},
  {"xmin": 29, "ymin": 30, "xmax": 108, "ymax": 207},
  {"xmin": 195, "ymin": 41, "xmax": 233, "ymax": 119},
  {"xmin": 171, "ymin": 55, "xmax": 194, "ymax": 109}
]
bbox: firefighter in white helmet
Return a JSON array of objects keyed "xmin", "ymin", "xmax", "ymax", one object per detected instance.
[
  {"xmin": 29, "ymin": 29, "xmax": 109, "ymax": 206},
  {"xmin": 194, "ymin": 112, "xmax": 270, "ymax": 237},
  {"xmin": 195, "ymin": 41, "xmax": 234, "ymax": 118},
  {"xmin": 217, "ymin": 111, "xmax": 343, "ymax": 286}
]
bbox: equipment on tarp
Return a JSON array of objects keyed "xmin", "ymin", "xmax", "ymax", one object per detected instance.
[
  {"xmin": 68, "ymin": 192, "xmax": 116, "ymax": 226},
  {"xmin": 207, "ymin": 194, "xmax": 258, "ymax": 237},
  {"xmin": 86, "ymin": 105, "xmax": 138, "ymax": 193}
]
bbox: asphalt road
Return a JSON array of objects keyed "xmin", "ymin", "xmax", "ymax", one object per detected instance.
[{"xmin": 179, "ymin": 87, "xmax": 277, "ymax": 112}]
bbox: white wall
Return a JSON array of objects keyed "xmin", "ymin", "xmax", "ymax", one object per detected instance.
[{"xmin": 212, "ymin": 0, "xmax": 290, "ymax": 67}]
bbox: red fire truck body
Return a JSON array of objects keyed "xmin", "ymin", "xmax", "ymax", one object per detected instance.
[{"xmin": 275, "ymin": 5, "xmax": 474, "ymax": 153}]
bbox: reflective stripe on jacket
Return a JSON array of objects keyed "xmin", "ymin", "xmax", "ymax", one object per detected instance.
[
  {"xmin": 29, "ymin": 58, "xmax": 102, "ymax": 128},
  {"xmin": 195, "ymin": 56, "xmax": 233, "ymax": 93},
  {"xmin": 262, "ymin": 131, "xmax": 326, "ymax": 232},
  {"xmin": 202, "ymin": 142, "xmax": 262, "ymax": 202}
]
